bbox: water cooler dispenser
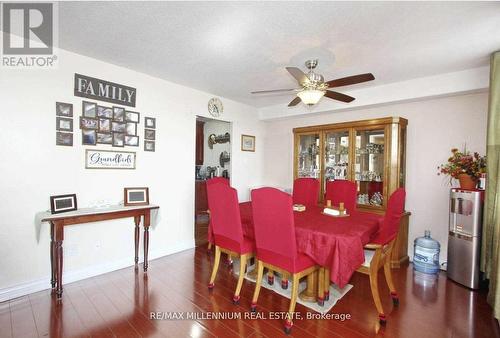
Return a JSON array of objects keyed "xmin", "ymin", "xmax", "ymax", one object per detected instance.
[{"xmin": 447, "ymin": 188, "xmax": 483, "ymax": 289}]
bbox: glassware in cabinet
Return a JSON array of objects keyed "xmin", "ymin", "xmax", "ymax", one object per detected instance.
[
  {"xmin": 323, "ymin": 130, "xmax": 350, "ymax": 189},
  {"xmin": 354, "ymin": 128, "xmax": 386, "ymax": 207},
  {"xmin": 296, "ymin": 133, "xmax": 321, "ymax": 179}
]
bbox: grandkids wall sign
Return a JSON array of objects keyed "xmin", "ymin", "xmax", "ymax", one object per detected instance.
[{"xmin": 74, "ymin": 73, "xmax": 137, "ymax": 107}]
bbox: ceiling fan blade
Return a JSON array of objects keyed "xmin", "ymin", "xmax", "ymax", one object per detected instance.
[
  {"xmin": 286, "ymin": 67, "xmax": 308, "ymax": 84},
  {"xmin": 326, "ymin": 73, "xmax": 375, "ymax": 88},
  {"xmin": 251, "ymin": 88, "xmax": 299, "ymax": 94},
  {"xmin": 288, "ymin": 97, "xmax": 302, "ymax": 107},
  {"xmin": 324, "ymin": 90, "xmax": 355, "ymax": 103}
]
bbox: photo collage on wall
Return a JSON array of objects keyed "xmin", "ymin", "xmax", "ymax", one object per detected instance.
[
  {"xmin": 55, "ymin": 102, "xmax": 74, "ymax": 146},
  {"xmin": 80, "ymin": 101, "xmax": 140, "ymax": 147},
  {"xmin": 144, "ymin": 117, "xmax": 156, "ymax": 152}
]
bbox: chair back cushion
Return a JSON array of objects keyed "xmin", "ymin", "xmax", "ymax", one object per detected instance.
[
  {"xmin": 324, "ymin": 180, "xmax": 357, "ymax": 214},
  {"xmin": 206, "ymin": 177, "xmax": 229, "ymax": 187},
  {"xmin": 251, "ymin": 187, "xmax": 297, "ymax": 260},
  {"xmin": 292, "ymin": 178, "xmax": 320, "ymax": 207},
  {"xmin": 371, "ymin": 188, "xmax": 406, "ymax": 245},
  {"xmin": 206, "ymin": 183, "xmax": 243, "ymax": 252}
]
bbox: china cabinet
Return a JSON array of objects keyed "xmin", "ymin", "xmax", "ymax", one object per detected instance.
[{"xmin": 293, "ymin": 117, "xmax": 409, "ymax": 267}]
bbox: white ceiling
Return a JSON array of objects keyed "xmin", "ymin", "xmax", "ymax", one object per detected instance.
[{"xmin": 59, "ymin": 1, "xmax": 500, "ymax": 108}]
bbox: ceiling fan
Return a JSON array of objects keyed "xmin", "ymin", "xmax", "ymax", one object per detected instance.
[{"xmin": 251, "ymin": 59, "xmax": 375, "ymax": 107}]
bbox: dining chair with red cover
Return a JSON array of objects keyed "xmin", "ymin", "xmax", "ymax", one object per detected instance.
[
  {"xmin": 356, "ymin": 188, "xmax": 406, "ymax": 324},
  {"xmin": 206, "ymin": 177, "xmax": 230, "ymax": 252},
  {"xmin": 250, "ymin": 187, "xmax": 318, "ymax": 334},
  {"xmin": 292, "ymin": 178, "xmax": 320, "ymax": 207},
  {"xmin": 324, "ymin": 179, "xmax": 357, "ymax": 215},
  {"xmin": 207, "ymin": 183, "xmax": 254, "ymax": 304}
]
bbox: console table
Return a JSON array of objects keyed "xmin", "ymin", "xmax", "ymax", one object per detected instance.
[{"xmin": 40, "ymin": 204, "xmax": 159, "ymax": 298}]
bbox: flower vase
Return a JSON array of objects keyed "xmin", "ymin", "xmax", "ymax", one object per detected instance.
[{"xmin": 458, "ymin": 174, "xmax": 477, "ymax": 190}]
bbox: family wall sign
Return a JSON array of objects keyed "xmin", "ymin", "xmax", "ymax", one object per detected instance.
[{"xmin": 74, "ymin": 73, "xmax": 137, "ymax": 107}]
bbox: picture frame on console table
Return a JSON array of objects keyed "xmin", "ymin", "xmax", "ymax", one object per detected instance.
[
  {"xmin": 124, "ymin": 187, "xmax": 149, "ymax": 206},
  {"xmin": 50, "ymin": 194, "xmax": 77, "ymax": 214}
]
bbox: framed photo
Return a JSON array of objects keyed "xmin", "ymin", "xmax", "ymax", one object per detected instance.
[
  {"xmin": 125, "ymin": 135, "xmax": 139, "ymax": 146},
  {"xmin": 56, "ymin": 132, "xmax": 73, "ymax": 146},
  {"xmin": 86, "ymin": 149, "xmax": 136, "ymax": 169},
  {"xmin": 145, "ymin": 117, "xmax": 156, "ymax": 129},
  {"xmin": 144, "ymin": 129, "xmax": 156, "ymax": 140},
  {"xmin": 125, "ymin": 111, "xmax": 140, "ymax": 123},
  {"xmin": 97, "ymin": 132, "xmax": 112, "ymax": 144},
  {"xmin": 124, "ymin": 187, "xmax": 149, "ymax": 206},
  {"xmin": 82, "ymin": 101, "xmax": 96, "ymax": 118},
  {"xmin": 97, "ymin": 106, "xmax": 113, "ymax": 118},
  {"xmin": 50, "ymin": 194, "xmax": 77, "ymax": 214},
  {"xmin": 113, "ymin": 106, "xmax": 125, "ymax": 122},
  {"xmin": 241, "ymin": 134, "xmax": 255, "ymax": 152},
  {"xmin": 98, "ymin": 118, "xmax": 111, "ymax": 132},
  {"xmin": 82, "ymin": 129, "xmax": 97, "ymax": 145},
  {"xmin": 56, "ymin": 102, "xmax": 73, "ymax": 117},
  {"xmin": 56, "ymin": 117, "xmax": 73, "ymax": 132},
  {"xmin": 112, "ymin": 121, "xmax": 126, "ymax": 133},
  {"xmin": 113, "ymin": 132, "xmax": 125, "ymax": 147},
  {"xmin": 144, "ymin": 140, "xmax": 155, "ymax": 152},
  {"xmin": 80, "ymin": 117, "xmax": 98, "ymax": 130},
  {"xmin": 126, "ymin": 122, "xmax": 137, "ymax": 136}
]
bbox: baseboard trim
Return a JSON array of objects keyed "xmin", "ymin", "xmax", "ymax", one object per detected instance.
[{"xmin": 0, "ymin": 240, "xmax": 195, "ymax": 303}]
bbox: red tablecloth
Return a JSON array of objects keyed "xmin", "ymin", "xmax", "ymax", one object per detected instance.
[{"xmin": 238, "ymin": 202, "xmax": 382, "ymax": 288}]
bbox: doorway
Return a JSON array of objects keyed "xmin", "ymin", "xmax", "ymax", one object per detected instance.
[{"xmin": 194, "ymin": 116, "xmax": 231, "ymax": 247}]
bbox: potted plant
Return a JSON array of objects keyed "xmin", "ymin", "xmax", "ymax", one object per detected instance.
[{"xmin": 438, "ymin": 148, "xmax": 486, "ymax": 189}]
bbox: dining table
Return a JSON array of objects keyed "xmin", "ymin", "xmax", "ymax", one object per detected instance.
[{"xmin": 238, "ymin": 201, "xmax": 383, "ymax": 299}]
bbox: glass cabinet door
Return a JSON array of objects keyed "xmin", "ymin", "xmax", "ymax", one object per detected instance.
[
  {"xmin": 355, "ymin": 128, "xmax": 386, "ymax": 207},
  {"xmin": 296, "ymin": 133, "xmax": 321, "ymax": 179},
  {"xmin": 324, "ymin": 130, "xmax": 350, "ymax": 190}
]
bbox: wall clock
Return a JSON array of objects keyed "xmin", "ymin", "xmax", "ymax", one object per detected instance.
[{"xmin": 208, "ymin": 98, "xmax": 223, "ymax": 117}]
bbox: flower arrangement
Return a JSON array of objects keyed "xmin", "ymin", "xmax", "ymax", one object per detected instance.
[{"xmin": 438, "ymin": 148, "xmax": 486, "ymax": 182}]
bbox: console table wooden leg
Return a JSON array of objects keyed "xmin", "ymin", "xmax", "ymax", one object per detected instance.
[
  {"xmin": 50, "ymin": 222, "xmax": 56, "ymax": 289},
  {"xmin": 134, "ymin": 215, "xmax": 141, "ymax": 265},
  {"xmin": 54, "ymin": 221, "xmax": 64, "ymax": 299},
  {"xmin": 143, "ymin": 211, "xmax": 150, "ymax": 272},
  {"xmin": 55, "ymin": 240, "xmax": 63, "ymax": 298}
]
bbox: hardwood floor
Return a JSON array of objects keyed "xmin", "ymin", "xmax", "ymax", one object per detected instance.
[{"xmin": 1, "ymin": 247, "xmax": 499, "ymax": 338}]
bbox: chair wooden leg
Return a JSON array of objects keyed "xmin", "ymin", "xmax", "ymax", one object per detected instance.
[
  {"xmin": 285, "ymin": 274, "xmax": 300, "ymax": 334},
  {"xmin": 281, "ymin": 272, "xmax": 289, "ymax": 289},
  {"xmin": 384, "ymin": 258, "xmax": 399, "ymax": 305},
  {"xmin": 369, "ymin": 270, "xmax": 385, "ymax": 324},
  {"xmin": 208, "ymin": 246, "xmax": 221, "ymax": 289},
  {"xmin": 267, "ymin": 269, "xmax": 274, "ymax": 285},
  {"xmin": 317, "ymin": 268, "xmax": 325, "ymax": 306},
  {"xmin": 233, "ymin": 254, "xmax": 247, "ymax": 304},
  {"xmin": 251, "ymin": 260, "xmax": 264, "ymax": 312},
  {"xmin": 324, "ymin": 268, "xmax": 331, "ymax": 301}
]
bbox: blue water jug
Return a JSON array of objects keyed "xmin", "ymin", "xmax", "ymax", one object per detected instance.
[{"xmin": 413, "ymin": 230, "xmax": 440, "ymax": 274}]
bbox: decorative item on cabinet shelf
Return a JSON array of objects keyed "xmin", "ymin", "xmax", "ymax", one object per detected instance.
[
  {"xmin": 124, "ymin": 187, "xmax": 149, "ymax": 206},
  {"xmin": 437, "ymin": 147, "xmax": 486, "ymax": 189},
  {"xmin": 50, "ymin": 194, "xmax": 77, "ymax": 214},
  {"xmin": 208, "ymin": 132, "xmax": 230, "ymax": 149},
  {"xmin": 219, "ymin": 151, "xmax": 230, "ymax": 167}
]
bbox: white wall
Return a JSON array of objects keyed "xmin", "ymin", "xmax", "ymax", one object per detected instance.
[
  {"xmin": 0, "ymin": 48, "xmax": 265, "ymax": 300},
  {"xmin": 202, "ymin": 119, "xmax": 231, "ymax": 177},
  {"xmin": 261, "ymin": 92, "xmax": 488, "ymax": 264}
]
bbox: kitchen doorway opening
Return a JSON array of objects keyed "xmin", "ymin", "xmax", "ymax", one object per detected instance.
[{"xmin": 194, "ymin": 116, "xmax": 231, "ymax": 247}]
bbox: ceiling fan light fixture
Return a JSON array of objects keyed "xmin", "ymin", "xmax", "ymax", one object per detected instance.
[{"xmin": 297, "ymin": 89, "xmax": 325, "ymax": 105}]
